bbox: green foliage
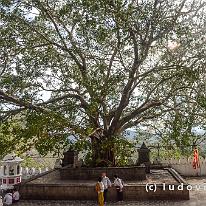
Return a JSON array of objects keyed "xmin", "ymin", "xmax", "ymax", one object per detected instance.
[
  {"xmin": 0, "ymin": 119, "xmax": 22, "ymax": 158},
  {"xmin": 0, "ymin": 0, "xmax": 206, "ymax": 164},
  {"xmin": 95, "ymin": 135, "xmax": 136, "ymax": 166},
  {"xmin": 20, "ymin": 156, "xmax": 56, "ymax": 168},
  {"xmin": 16, "ymin": 111, "xmax": 75, "ymax": 156},
  {"xmin": 20, "ymin": 156, "xmax": 45, "ymax": 168},
  {"xmin": 106, "ymin": 136, "xmax": 136, "ymax": 166},
  {"xmin": 151, "ymin": 146, "xmax": 182, "ymax": 160}
]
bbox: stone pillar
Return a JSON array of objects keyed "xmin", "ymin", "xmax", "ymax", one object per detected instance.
[
  {"xmin": 62, "ymin": 150, "xmax": 78, "ymax": 167},
  {"xmin": 138, "ymin": 142, "xmax": 151, "ymax": 173}
]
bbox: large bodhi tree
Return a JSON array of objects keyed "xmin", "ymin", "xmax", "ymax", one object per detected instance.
[{"xmin": 0, "ymin": 0, "xmax": 206, "ymax": 165}]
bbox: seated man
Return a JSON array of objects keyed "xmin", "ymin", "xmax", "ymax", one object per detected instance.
[
  {"xmin": 3, "ymin": 190, "xmax": 13, "ymax": 206},
  {"xmin": 12, "ymin": 188, "xmax": 20, "ymax": 203}
]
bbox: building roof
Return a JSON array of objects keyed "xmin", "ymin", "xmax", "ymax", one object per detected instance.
[{"xmin": 2, "ymin": 154, "xmax": 23, "ymax": 163}]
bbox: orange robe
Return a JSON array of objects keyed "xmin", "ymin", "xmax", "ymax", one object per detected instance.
[
  {"xmin": 95, "ymin": 182, "xmax": 104, "ymax": 206},
  {"xmin": 193, "ymin": 148, "xmax": 200, "ymax": 169}
]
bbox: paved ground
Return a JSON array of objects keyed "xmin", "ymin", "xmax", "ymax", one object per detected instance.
[
  {"xmin": 1, "ymin": 178, "xmax": 206, "ymax": 206},
  {"xmin": 12, "ymin": 199, "xmax": 204, "ymax": 206}
]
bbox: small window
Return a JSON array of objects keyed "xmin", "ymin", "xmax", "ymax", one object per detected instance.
[
  {"xmin": 9, "ymin": 178, "xmax": 14, "ymax": 184},
  {"xmin": 3, "ymin": 166, "xmax": 6, "ymax": 175},
  {"xmin": 9, "ymin": 166, "xmax": 14, "ymax": 175},
  {"xmin": 17, "ymin": 165, "xmax": 20, "ymax": 174}
]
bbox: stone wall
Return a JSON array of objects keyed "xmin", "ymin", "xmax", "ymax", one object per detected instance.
[
  {"xmin": 60, "ymin": 166, "xmax": 146, "ymax": 181},
  {"xmin": 19, "ymin": 183, "xmax": 189, "ymax": 201}
]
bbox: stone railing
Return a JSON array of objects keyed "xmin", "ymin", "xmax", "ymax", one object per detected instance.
[
  {"xmin": 158, "ymin": 157, "xmax": 206, "ymax": 176},
  {"xmin": 21, "ymin": 167, "xmax": 49, "ymax": 179},
  {"xmin": 0, "ymin": 166, "xmax": 49, "ymax": 180}
]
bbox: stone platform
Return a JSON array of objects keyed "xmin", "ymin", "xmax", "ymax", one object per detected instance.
[
  {"xmin": 60, "ymin": 166, "xmax": 146, "ymax": 181},
  {"xmin": 18, "ymin": 168, "xmax": 189, "ymax": 201}
]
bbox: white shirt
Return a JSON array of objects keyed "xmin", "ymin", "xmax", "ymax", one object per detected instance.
[
  {"xmin": 3, "ymin": 193, "xmax": 13, "ymax": 205},
  {"xmin": 13, "ymin": 191, "xmax": 20, "ymax": 201},
  {"xmin": 98, "ymin": 182, "xmax": 104, "ymax": 193},
  {"xmin": 114, "ymin": 178, "xmax": 123, "ymax": 189},
  {"xmin": 102, "ymin": 176, "xmax": 112, "ymax": 190}
]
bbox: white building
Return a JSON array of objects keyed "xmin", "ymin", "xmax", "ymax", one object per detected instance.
[{"xmin": 1, "ymin": 154, "xmax": 23, "ymax": 190}]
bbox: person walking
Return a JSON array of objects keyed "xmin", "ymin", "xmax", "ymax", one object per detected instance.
[
  {"xmin": 101, "ymin": 172, "xmax": 111, "ymax": 204},
  {"xmin": 95, "ymin": 177, "xmax": 104, "ymax": 206},
  {"xmin": 113, "ymin": 175, "xmax": 123, "ymax": 202}
]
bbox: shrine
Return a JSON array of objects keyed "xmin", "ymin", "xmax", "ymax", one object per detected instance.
[{"xmin": 1, "ymin": 154, "xmax": 23, "ymax": 190}]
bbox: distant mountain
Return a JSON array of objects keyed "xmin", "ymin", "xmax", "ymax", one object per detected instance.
[{"xmin": 123, "ymin": 130, "xmax": 137, "ymax": 140}]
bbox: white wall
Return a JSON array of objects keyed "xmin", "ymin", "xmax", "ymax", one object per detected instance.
[{"xmin": 160, "ymin": 157, "xmax": 206, "ymax": 176}]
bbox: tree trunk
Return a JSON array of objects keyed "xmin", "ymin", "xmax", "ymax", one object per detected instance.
[{"xmin": 91, "ymin": 135, "xmax": 115, "ymax": 167}]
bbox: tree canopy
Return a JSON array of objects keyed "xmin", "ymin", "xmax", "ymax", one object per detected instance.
[{"xmin": 0, "ymin": 0, "xmax": 206, "ymax": 165}]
